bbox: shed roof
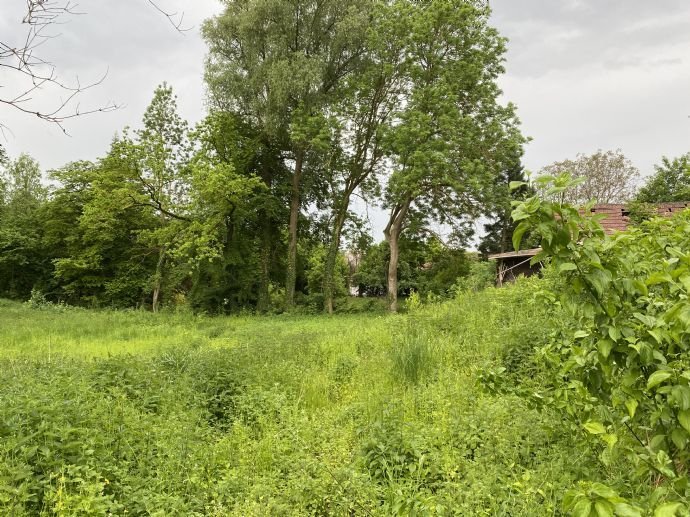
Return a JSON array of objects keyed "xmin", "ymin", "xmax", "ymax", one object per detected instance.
[{"xmin": 488, "ymin": 248, "xmax": 541, "ymax": 260}]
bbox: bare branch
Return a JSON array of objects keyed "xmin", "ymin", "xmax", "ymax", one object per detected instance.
[
  {"xmin": 146, "ymin": 0, "xmax": 192, "ymax": 33},
  {"xmin": 1, "ymin": 0, "xmax": 189, "ymax": 135}
]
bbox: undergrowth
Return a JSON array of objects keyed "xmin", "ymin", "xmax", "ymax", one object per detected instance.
[{"xmin": 0, "ymin": 278, "xmax": 612, "ymax": 515}]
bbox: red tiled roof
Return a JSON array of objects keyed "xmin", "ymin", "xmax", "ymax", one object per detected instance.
[
  {"xmin": 490, "ymin": 203, "xmax": 690, "ymax": 261},
  {"xmin": 588, "ymin": 202, "xmax": 689, "ymax": 233}
]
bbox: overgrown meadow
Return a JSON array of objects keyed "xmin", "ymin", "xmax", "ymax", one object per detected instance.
[
  {"xmin": 4, "ymin": 191, "xmax": 690, "ymax": 515},
  {"xmin": 0, "ymin": 280, "xmax": 585, "ymax": 516}
]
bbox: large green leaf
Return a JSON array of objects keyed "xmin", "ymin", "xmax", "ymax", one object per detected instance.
[
  {"xmin": 615, "ymin": 503, "xmax": 642, "ymax": 517},
  {"xmin": 584, "ymin": 421, "xmax": 606, "ymax": 435},
  {"xmin": 678, "ymin": 409, "xmax": 690, "ymax": 433},
  {"xmin": 512, "ymin": 220, "xmax": 531, "ymax": 252},
  {"xmin": 594, "ymin": 500, "xmax": 614, "ymax": 517},
  {"xmin": 572, "ymin": 499, "xmax": 593, "ymax": 517},
  {"xmin": 558, "ymin": 262, "xmax": 578, "ymax": 273},
  {"xmin": 647, "ymin": 370, "xmax": 673, "ymax": 390},
  {"xmin": 654, "ymin": 502, "xmax": 684, "ymax": 517}
]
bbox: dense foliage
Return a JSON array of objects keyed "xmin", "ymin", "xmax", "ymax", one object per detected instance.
[
  {"xmin": 636, "ymin": 154, "xmax": 690, "ymax": 204},
  {"xmin": 0, "ymin": 282, "xmax": 582, "ymax": 515},
  {"xmin": 4, "ymin": 179, "xmax": 690, "ymax": 513},
  {"xmin": 0, "ymin": 0, "xmax": 520, "ymax": 314},
  {"xmin": 509, "ymin": 174, "xmax": 690, "ymax": 514}
]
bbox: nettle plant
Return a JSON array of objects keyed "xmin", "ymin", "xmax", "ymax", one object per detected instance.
[{"xmin": 512, "ymin": 174, "xmax": 690, "ymax": 516}]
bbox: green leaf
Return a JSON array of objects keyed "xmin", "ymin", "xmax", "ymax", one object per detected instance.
[
  {"xmin": 584, "ymin": 421, "xmax": 606, "ymax": 435},
  {"xmin": 633, "ymin": 280, "xmax": 648, "ymax": 296},
  {"xmin": 574, "ymin": 330, "xmax": 590, "ymax": 339},
  {"xmin": 651, "ymin": 434, "xmax": 666, "ymax": 451},
  {"xmin": 625, "ymin": 399, "xmax": 638, "ymax": 419},
  {"xmin": 509, "ymin": 181, "xmax": 527, "ymax": 191},
  {"xmin": 648, "ymin": 328, "xmax": 664, "ymax": 344},
  {"xmin": 648, "ymin": 370, "xmax": 673, "ymax": 390},
  {"xmin": 680, "ymin": 273, "xmax": 690, "ymax": 293},
  {"xmin": 653, "ymin": 502, "xmax": 683, "ymax": 517},
  {"xmin": 608, "ymin": 326, "xmax": 621, "ymax": 342},
  {"xmin": 586, "ymin": 269, "xmax": 612, "ymax": 297},
  {"xmin": 601, "ymin": 433, "xmax": 618, "ymax": 449},
  {"xmin": 590, "ymin": 483, "xmax": 618, "ymax": 499},
  {"xmin": 598, "ymin": 340, "xmax": 613, "ymax": 359},
  {"xmin": 572, "ymin": 499, "xmax": 593, "ymax": 517},
  {"xmin": 615, "ymin": 503, "xmax": 643, "ymax": 517},
  {"xmin": 671, "ymin": 428, "xmax": 688, "ymax": 451},
  {"xmin": 512, "ymin": 220, "xmax": 531, "ymax": 252},
  {"xmin": 678, "ymin": 409, "xmax": 690, "ymax": 433},
  {"xmin": 558, "ymin": 262, "xmax": 578, "ymax": 273},
  {"xmin": 634, "ymin": 312, "xmax": 657, "ymax": 328},
  {"xmin": 647, "ymin": 272, "xmax": 673, "ymax": 286},
  {"xmin": 672, "ymin": 385, "xmax": 690, "ymax": 410},
  {"xmin": 594, "ymin": 500, "xmax": 614, "ymax": 517}
]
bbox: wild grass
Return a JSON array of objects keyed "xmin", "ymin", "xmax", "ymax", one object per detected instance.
[{"xmin": 0, "ymin": 281, "xmax": 608, "ymax": 515}]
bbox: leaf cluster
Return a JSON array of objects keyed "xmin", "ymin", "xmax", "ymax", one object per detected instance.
[{"xmin": 514, "ymin": 173, "xmax": 690, "ymax": 513}]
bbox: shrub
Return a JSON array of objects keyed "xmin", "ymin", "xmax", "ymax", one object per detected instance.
[
  {"xmin": 451, "ymin": 260, "xmax": 496, "ymax": 294},
  {"xmin": 512, "ymin": 173, "xmax": 690, "ymax": 513}
]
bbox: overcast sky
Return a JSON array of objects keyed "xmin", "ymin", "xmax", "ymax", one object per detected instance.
[
  {"xmin": 491, "ymin": 0, "xmax": 690, "ymax": 177},
  {"xmin": 2, "ymin": 0, "xmax": 690, "ymax": 233}
]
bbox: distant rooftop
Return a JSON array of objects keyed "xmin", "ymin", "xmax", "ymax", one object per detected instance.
[
  {"xmin": 488, "ymin": 202, "xmax": 690, "ymax": 261},
  {"xmin": 590, "ymin": 202, "xmax": 689, "ymax": 233}
]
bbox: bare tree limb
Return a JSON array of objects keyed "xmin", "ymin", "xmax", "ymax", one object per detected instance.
[
  {"xmin": 146, "ymin": 0, "xmax": 192, "ymax": 33},
  {"xmin": 1, "ymin": 1, "xmax": 189, "ymax": 135}
]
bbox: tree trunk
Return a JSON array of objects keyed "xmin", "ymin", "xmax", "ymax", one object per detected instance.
[
  {"xmin": 152, "ymin": 246, "xmax": 166, "ymax": 313},
  {"xmin": 384, "ymin": 198, "xmax": 411, "ymax": 313},
  {"xmin": 323, "ymin": 206, "xmax": 348, "ymax": 314},
  {"xmin": 256, "ymin": 220, "xmax": 271, "ymax": 313},
  {"xmin": 257, "ymin": 154, "xmax": 274, "ymax": 313},
  {"xmin": 285, "ymin": 151, "xmax": 304, "ymax": 308},
  {"xmin": 386, "ymin": 227, "xmax": 400, "ymax": 312}
]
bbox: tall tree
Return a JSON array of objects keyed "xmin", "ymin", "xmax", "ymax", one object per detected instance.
[
  {"xmin": 47, "ymin": 89, "xmax": 265, "ymax": 310},
  {"xmin": 0, "ymin": 153, "xmax": 49, "ymax": 298},
  {"xmin": 49, "ymin": 159, "xmax": 159, "ymax": 307},
  {"xmin": 635, "ymin": 153, "xmax": 690, "ymax": 203},
  {"xmin": 537, "ymin": 149, "xmax": 639, "ymax": 205},
  {"xmin": 320, "ymin": 7, "xmax": 406, "ymax": 313},
  {"xmin": 382, "ymin": 0, "xmax": 523, "ymax": 312},
  {"xmin": 191, "ymin": 111, "xmax": 284, "ymax": 312},
  {"xmin": 108, "ymin": 84, "xmax": 191, "ymax": 311},
  {"xmin": 203, "ymin": 0, "xmax": 371, "ymax": 308}
]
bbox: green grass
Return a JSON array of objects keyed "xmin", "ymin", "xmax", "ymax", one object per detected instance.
[
  {"xmin": 0, "ymin": 299, "xmax": 389, "ymax": 358},
  {"xmin": 0, "ymin": 285, "xmax": 601, "ymax": 515}
]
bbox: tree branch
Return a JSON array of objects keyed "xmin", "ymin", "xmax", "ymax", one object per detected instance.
[{"xmin": 1, "ymin": 1, "xmax": 189, "ymax": 135}]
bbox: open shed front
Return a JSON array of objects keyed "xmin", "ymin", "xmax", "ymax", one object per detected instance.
[{"xmin": 488, "ymin": 248, "xmax": 542, "ymax": 286}]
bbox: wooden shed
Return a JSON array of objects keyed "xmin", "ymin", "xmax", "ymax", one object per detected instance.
[
  {"xmin": 488, "ymin": 202, "xmax": 689, "ymax": 286},
  {"xmin": 489, "ymin": 248, "xmax": 542, "ymax": 286}
]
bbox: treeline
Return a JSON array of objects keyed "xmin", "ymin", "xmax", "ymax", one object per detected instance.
[{"xmin": 0, "ymin": 0, "xmax": 526, "ymax": 313}]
